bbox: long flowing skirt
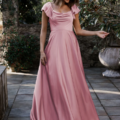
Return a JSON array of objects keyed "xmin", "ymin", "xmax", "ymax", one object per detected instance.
[{"xmin": 30, "ymin": 30, "xmax": 99, "ymax": 120}]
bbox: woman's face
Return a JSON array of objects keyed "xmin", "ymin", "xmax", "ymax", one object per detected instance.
[{"xmin": 64, "ymin": 0, "xmax": 70, "ymax": 4}]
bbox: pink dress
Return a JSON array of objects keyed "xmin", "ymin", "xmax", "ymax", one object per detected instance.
[{"xmin": 30, "ymin": 2, "xmax": 99, "ymax": 120}]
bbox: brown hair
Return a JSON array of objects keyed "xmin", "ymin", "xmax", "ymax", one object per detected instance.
[{"xmin": 52, "ymin": 0, "xmax": 79, "ymax": 9}]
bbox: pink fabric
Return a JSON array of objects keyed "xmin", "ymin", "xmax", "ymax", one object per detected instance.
[{"xmin": 30, "ymin": 2, "xmax": 99, "ymax": 120}]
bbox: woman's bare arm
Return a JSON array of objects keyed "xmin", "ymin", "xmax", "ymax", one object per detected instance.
[
  {"xmin": 73, "ymin": 14, "xmax": 109, "ymax": 38},
  {"xmin": 40, "ymin": 11, "xmax": 49, "ymax": 53},
  {"xmin": 40, "ymin": 11, "xmax": 49, "ymax": 65}
]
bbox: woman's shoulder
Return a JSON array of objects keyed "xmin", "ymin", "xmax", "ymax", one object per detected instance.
[
  {"xmin": 71, "ymin": 4, "xmax": 80, "ymax": 10},
  {"xmin": 71, "ymin": 4, "xmax": 80, "ymax": 19},
  {"xmin": 41, "ymin": 2, "xmax": 52, "ymax": 11},
  {"xmin": 41, "ymin": 2, "xmax": 52, "ymax": 18},
  {"xmin": 71, "ymin": 4, "xmax": 80, "ymax": 14}
]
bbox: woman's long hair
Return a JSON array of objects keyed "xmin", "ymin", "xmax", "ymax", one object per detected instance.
[{"xmin": 52, "ymin": 0, "xmax": 79, "ymax": 9}]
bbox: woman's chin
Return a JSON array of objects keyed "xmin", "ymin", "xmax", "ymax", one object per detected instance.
[{"xmin": 64, "ymin": 0, "xmax": 70, "ymax": 3}]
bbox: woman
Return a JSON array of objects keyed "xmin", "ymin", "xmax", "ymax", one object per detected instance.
[{"xmin": 30, "ymin": 0, "xmax": 109, "ymax": 120}]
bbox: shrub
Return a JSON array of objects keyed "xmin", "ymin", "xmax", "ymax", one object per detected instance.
[{"xmin": 4, "ymin": 34, "xmax": 40, "ymax": 71}]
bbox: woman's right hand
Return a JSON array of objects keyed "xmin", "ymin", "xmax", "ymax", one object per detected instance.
[{"xmin": 40, "ymin": 51, "xmax": 47, "ymax": 66}]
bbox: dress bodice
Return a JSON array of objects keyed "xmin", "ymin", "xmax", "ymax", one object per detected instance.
[{"xmin": 41, "ymin": 2, "xmax": 80, "ymax": 32}]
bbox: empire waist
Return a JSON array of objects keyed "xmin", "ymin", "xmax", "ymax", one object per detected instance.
[{"xmin": 50, "ymin": 28, "xmax": 73, "ymax": 32}]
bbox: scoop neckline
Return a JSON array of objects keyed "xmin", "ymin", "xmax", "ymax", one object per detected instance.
[{"xmin": 50, "ymin": 2, "xmax": 72, "ymax": 14}]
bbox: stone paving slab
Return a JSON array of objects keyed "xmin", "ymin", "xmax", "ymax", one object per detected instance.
[
  {"xmin": 85, "ymin": 71, "xmax": 102, "ymax": 75},
  {"xmin": 7, "ymin": 74, "xmax": 24, "ymax": 79},
  {"xmin": 20, "ymin": 84, "xmax": 35, "ymax": 89},
  {"xmin": 118, "ymin": 88, "xmax": 120, "ymax": 91},
  {"xmin": 110, "ymin": 116, "xmax": 120, "ymax": 120},
  {"xmin": 99, "ymin": 116, "xmax": 110, "ymax": 120},
  {"xmin": 9, "ymin": 108, "xmax": 31, "ymax": 117},
  {"xmin": 23, "ymin": 76, "xmax": 37, "ymax": 80},
  {"xmin": 101, "ymin": 100, "xmax": 120, "ymax": 106},
  {"xmin": 8, "ymin": 88, "xmax": 18, "ymax": 95},
  {"xmin": 93, "ymin": 99, "xmax": 101, "ymax": 107},
  {"xmin": 3, "ymin": 67, "xmax": 120, "ymax": 120},
  {"xmin": 91, "ymin": 83, "xmax": 115, "ymax": 88},
  {"xmin": 105, "ymin": 107, "xmax": 120, "ymax": 115},
  {"xmin": 86, "ymin": 75, "xmax": 107, "ymax": 79},
  {"xmin": 7, "ymin": 77, "xmax": 24, "ymax": 81},
  {"xmin": 12, "ymin": 101, "xmax": 32, "ymax": 109},
  {"xmin": 95, "ymin": 93, "xmax": 120, "ymax": 100},
  {"xmin": 18, "ymin": 88, "xmax": 34, "ymax": 95},
  {"xmin": 21, "ymin": 80, "xmax": 36, "ymax": 84},
  {"xmin": 7, "ymin": 84, "xmax": 20, "ymax": 89},
  {"xmin": 93, "ymin": 87, "xmax": 119, "ymax": 92},
  {"xmin": 109, "ymin": 78, "xmax": 120, "ymax": 83},
  {"xmin": 8, "ymin": 94, "xmax": 17, "ymax": 100},
  {"xmin": 113, "ymin": 83, "xmax": 120, "ymax": 88},
  {"xmin": 8, "ymin": 118, "xmax": 30, "ymax": 120},
  {"xmin": 88, "ymin": 79, "xmax": 111, "ymax": 83},
  {"xmin": 7, "ymin": 80, "xmax": 23, "ymax": 84},
  {"xmin": 8, "ymin": 100, "xmax": 14, "ymax": 108},
  {"xmin": 91, "ymin": 93, "xmax": 98, "ymax": 100},
  {"xmin": 15, "ymin": 95, "xmax": 33, "ymax": 101},
  {"xmin": 96, "ymin": 107, "xmax": 107, "ymax": 115}
]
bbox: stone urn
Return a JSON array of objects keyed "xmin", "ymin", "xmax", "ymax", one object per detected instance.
[{"xmin": 99, "ymin": 44, "xmax": 120, "ymax": 77}]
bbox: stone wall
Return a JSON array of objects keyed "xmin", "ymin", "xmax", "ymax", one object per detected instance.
[{"xmin": 0, "ymin": 65, "xmax": 8, "ymax": 120}]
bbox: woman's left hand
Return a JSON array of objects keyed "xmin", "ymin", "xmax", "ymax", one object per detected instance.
[{"xmin": 96, "ymin": 31, "xmax": 109, "ymax": 39}]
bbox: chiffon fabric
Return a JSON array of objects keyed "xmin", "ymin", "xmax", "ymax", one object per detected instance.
[{"xmin": 30, "ymin": 2, "xmax": 99, "ymax": 120}]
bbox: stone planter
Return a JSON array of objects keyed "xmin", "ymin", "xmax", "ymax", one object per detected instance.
[
  {"xmin": 0, "ymin": 65, "xmax": 8, "ymax": 120},
  {"xmin": 99, "ymin": 47, "xmax": 120, "ymax": 77}
]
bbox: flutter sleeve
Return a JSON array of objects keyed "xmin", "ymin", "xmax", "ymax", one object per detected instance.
[
  {"xmin": 71, "ymin": 4, "xmax": 81, "ymax": 19},
  {"xmin": 41, "ymin": 2, "xmax": 52, "ymax": 18}
]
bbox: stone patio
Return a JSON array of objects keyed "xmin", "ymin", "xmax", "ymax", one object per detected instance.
[{"xmin": 2, "ymin": 67, "xmax": 120, "ymax": 120}]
